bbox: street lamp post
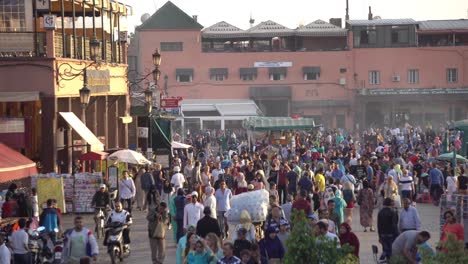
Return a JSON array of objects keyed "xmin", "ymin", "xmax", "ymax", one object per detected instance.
[{"xmin": 145, "ymin": 49, "xmax": 161, "ymax": 158}]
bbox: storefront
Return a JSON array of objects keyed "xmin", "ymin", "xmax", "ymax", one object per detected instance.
[{"xmin": 356, "ymin": 88, "xmax": 468, "ymax": 129}]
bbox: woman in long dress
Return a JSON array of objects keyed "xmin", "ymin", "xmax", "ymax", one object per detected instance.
[
  {"xmin": 134, "ymin": 168, "xmax": 145, "ymax": 210},
  {"xmin": 358, "ymin": 180, "xmax": 375, "ymax": 232}
]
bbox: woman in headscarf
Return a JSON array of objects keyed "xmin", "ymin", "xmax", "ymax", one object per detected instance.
[
  {"xmin": 331, "ymin": 189, "xmax": 347, "ymax": 225},
  {"xmin": 232, "ymin": 210, "xmax": 256, "ymax": 242},
  {"xmin": 339, "ymin": 222, "xmax": 360, "ymax": 258},
  {"xmin": 235, "ymin": 172, "xmax": 248, "ymax": 195},
  {"xmin": 380, "ymin": 176, "xmax": 398, "ymax": 201},
  {"xmin": 258, "ymin": 227, "xmax": 285, "ymax": 264},
  {"xmin": 203, "ymin": 186, "xmax": 217, "ymax": 219},
  {"xmin": 357, "ymin": 180, "xmax": 375, "ymax": 232}
]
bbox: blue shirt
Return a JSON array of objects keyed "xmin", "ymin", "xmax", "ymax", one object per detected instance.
[
  {"xmin": 399, "ymin": 206, "xmax": 421, "ymax": 231},
  {"xmin": 429, "ymin": 168, "xmax": 444, "ymax": 185},
  {"xmin": 331, "ymin": 169, "xmax": 344, "ymax": 180}
]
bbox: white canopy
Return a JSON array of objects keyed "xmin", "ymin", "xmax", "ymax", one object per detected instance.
[
  {"xmin": 108, "ymin": 149, "xmax": 151, "ymax": 165},
  {"xmin": 172, "ymin": 141, "xmax": 192, "ymax": 149}
]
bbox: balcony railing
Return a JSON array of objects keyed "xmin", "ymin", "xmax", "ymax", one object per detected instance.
[
  {"xmin": 54, "ymin": 33, "xmax": 124, "ymax": 63},
  {"xmin": 0, "ymin": 32, "xmax": 47, "ymax": 57}
]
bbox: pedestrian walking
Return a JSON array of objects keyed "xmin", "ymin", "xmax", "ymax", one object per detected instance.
[
  {"xmin": 9, "ymin": 218, "xmax": 31, "ymax": 263},
  {"xmin": 215, "ymin": 179, "xmax": 232, "ymax": 239},
  {"xmin": 147, "ymin": 201, "xmax": 168, "ymax": 264},
  {"xmin": 119, "ymin": 170, "xmax": 136, "ymax": 213},
  {"xmin": 399, "ymin": 198, "xmax": 421, "ymax": 233},
  {"xmin": 377, "ymin": 198, "xmax": 399, "ymax": 261},
  {"xmin": 62, "ymin": 216, "xmax": 99, "ymax": 263},
  {"xmin": 357, "ymin": 180, "xmax": 375, "ymax": 232},
  {"xmin": 141, "ymin": 167, "xmax": 156, "ymax": 210}
]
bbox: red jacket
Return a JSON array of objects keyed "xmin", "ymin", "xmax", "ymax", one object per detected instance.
[{"xmin": 292, "ymin": 198, "xmax": 311, "ymax": 216}]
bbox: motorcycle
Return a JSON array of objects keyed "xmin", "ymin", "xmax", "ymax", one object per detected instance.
[
  {"xmin": 105, "ymin": 222, "xmax": 130, "ymax": 264},
  {"xmin": 29, "ymin": 226, "xmax": 63, "ymax": 264}
]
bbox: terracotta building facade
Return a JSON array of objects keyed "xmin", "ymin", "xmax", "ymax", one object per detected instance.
[
  {"xmin": 0, "ymin": 0, "xmax": 133, "ymax": 173},
  {"xmin": 129, "ymin": 1, "xmax": 468, "ymax": 132}
]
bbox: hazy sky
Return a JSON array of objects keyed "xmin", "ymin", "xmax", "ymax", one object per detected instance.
[{"xmin": 124, "ymin": 0, "xmax": 467, "ymax": 31}]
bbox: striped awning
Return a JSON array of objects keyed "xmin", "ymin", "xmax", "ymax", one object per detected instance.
[
  {"xmin": 209, "ymin": 68, "xmax": 228, "ymax": 75},
  {"xmin": 176, "ymin": 68, "xmax": 194, "ymax": 75},
  {"xmin": 269, "ymin": 67, "xmax": 287, "ymax": 75},
  {"xmin": 239, "ymin": 68, "xmax": 258, "ymax": 75},
  {"xmin": 303, "ymin": 66, "xmax": 321, "ymax": 73}
]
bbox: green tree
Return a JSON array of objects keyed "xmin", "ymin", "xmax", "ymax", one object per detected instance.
[{"xmin": 284, "ymin": 211, "xmax": 358, "ymax": 264}]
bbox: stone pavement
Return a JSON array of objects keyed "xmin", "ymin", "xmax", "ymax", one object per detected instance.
[{"xmin": 61, "ymin": 203, "xmax": 441, "ymax": 264}]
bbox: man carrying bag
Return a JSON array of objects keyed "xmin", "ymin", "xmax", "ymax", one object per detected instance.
[{"xmin": 147, "ymin": 201, "xmax": 168, "ymax": 264}]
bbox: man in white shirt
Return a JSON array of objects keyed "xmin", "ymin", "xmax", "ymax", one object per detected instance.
[
  {"xmin": 171, "ymin": 166, "xmax": 186, "ymax": 190},
  {"xmin": 183, "ymin": 191, "xmax": 204, "ymax": 229},
  {"xmin": 10, "ymin": 218, "xmax": 30, "ymax": 263},
  {"xmin": 211, "ymin": 162, "xmax": 225, "ymax": 184},
  {"xmin": 105, "ymin": 202, "xmax": 133, "ymax": 247},
  {"xmin": 63, "ymin": 216, "xmax": 99, "ymax": 262},
  {"xmin": 0, "ymin": 234, "xmax": 11, "ymax": 264},
  {"xmin": 215, "ymin": 180, "xmax": 232, "ymax": 239}
]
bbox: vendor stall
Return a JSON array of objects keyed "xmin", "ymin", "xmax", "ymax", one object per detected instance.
[
  {"xmin": 243, "ymin": 117, "xmax": 317, "ymax": 151},
  {"xmin": 0, "ymin": 143, "xmax": 37, "ymax": 183}
]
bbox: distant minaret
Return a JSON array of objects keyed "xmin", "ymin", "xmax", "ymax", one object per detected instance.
[
  {"xmin": 368, "ymin": 6, "xmax": 373, "ymax": 20},
  {"xmin": 345, "ymin": 0, "xmax": 349, "ymax": 21},
  {"xmin": 249, "ymin": 13, "xmax": 255, "ymax": 28}
]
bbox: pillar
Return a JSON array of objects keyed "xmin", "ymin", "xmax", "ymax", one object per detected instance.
[
  {"xmin": 41, "ymin": 96, "xmax": 57, "ymax": 173},
  {"xmin": 45, "ymin": 30, "xmax": 55, "ymax": 58}
]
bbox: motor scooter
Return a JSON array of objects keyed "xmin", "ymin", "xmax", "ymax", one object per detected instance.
[
  {"xmin": 105, "ymin": 222, "xmax": 130, "ymax": 264},
  {"xmin": 29, "ymin": 226, "xmax": 63, "ymax": 264}
]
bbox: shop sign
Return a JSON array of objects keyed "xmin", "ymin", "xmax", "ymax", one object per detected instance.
[
  {"xmin": 254, "ymin": 61, "xmax": 292, "ymax": 68},
  {"xmin": 361, "ymin": 88, "xmax": 468, "ymax": 96},
  {"xmin": 86, "ymin": 69, "xmax": 110, "ymax": 93},
  {"xmin": 0, "ymin": 118, "xmax": 24, "ymax": 133},
  {"xmin": 160, "ymin": 98, "xmax": 180, "ymax": 108},
  {"xmin": 138, "ymin": 127, "xmax": 148, "ymax": 138},
  {"xmin": 36, "ymin": 0, "xmax": 51, "ymax": 12},
  {"xmin": 73, "ymin": 139, "xmax": 83, "ymax": 151},
  {"xmin": 164, "ymin": 108, "xmax": 180, "ymax": 115},
  {"xmin": 43, "ymin": 14, "xmax": 56, "ymax": 29}
]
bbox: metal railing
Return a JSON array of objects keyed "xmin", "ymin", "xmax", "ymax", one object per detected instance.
[
  {"xmin": 54, "ymin": 33, "xmax": 123, "ymax": 63},
  {"xmin": 0, "ymin": 32, "xmax": 47, "ymax": 57}
]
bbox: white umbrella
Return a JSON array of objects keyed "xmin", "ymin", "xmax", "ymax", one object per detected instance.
[
  {"xmin": 107, "ymin": 149, "xmax": 151, "ymax": 165},
  {"xmin": 171, "ymin": 141, "xmax": 192, "ymax": 149}
]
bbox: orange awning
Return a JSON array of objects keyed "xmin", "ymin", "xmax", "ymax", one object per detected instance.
[{"xmin": 0, "ymin": 143, "xmax": 37, "ymax": 183}]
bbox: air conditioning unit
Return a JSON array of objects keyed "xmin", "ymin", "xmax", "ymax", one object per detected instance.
[
  {"xmin": 339, "ymin": 77, "xmax": 346, "ymax": 85},
  {"xmin": 392, "ymin": 75, "xmax": 401, "ymax": 82}
]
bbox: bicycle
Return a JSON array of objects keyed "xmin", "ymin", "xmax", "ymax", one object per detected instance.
[{"xmin": 93, "ymin": 206, "xmax": 107, "ymax": 239}]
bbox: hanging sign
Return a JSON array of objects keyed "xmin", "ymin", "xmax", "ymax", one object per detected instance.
[
  {"xmin": 43, "ymin": 14, "xmax": 56, "ymax": 30},
  {"xmin": 36, "ymin": 0, "xmax": 51, "ymax": 12}
]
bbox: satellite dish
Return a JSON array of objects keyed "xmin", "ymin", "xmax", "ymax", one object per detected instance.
[{"xmin": 141, "ymin": 13, "xmax": 150, "ymax": 23}]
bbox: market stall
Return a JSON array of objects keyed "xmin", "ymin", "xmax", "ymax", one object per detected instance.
[
  {"xmin": 80, "ymin": 151, "xmax": 109, "ymax": 173},
  {"xmin": 0, "ymin": 143, "xmax": 38, "ymax": 183},
  {"xmin": 243, "ymin": 117, "xmax": 317, "ymax": 151}
]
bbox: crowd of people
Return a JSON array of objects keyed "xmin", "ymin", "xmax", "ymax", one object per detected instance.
[{"xmin": 1, "ymin": 124, "xmax": 467, "ymax": 264}]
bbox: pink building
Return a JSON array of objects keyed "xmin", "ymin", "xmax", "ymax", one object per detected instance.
[{"xmin": 129, "ymin": 1, "xmax": 468, "ymax": 132}]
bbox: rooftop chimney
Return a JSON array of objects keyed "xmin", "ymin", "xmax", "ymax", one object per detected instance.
[
  {"xmin": 329, "ymin": 18, "xmax": 342, "ymax": 28},
  {"xmin": 368, "ymin": 6, "xmax": 373, "ymax": 20},
  {"xmin": 192, "ymin": 15, "xmax": 198, "ymax": 22}
]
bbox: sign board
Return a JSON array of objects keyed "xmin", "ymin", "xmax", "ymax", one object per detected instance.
[
  {"xmin": 119, "ymin": 31, "xmax": 128, "ymax": 42},
  {"xmin": 138, "ymin": 127, "xmax": 148, "ymax": 138},
  {"xmin": 254, "ymin": 61, "xmax": 293, "ymax": 68},
  {"xmin": 360, "ymin": 88, "xmax": 468, "ymax": 96},
  {"xmin": 43, "ymin": 14, "xmax": 56, "ymax": 30},
  {"xmin": 160, "ymin": 98, "xmax": 180, "ymax": 108},
  {"xmin": 36, "ymin": 0, "xmax": 51, "ymax": 12},
  {"xmin": 86, "ymin": 69, "xmax": 110, "ymax": 93},
  {"xmin": 73, "ymin": 139, "xmax": 83, "ymax": 151},
  {"xmin": 107, "ymin": 166, "xmax": 119, "ymax": 190},
  {"xmin": 0, "ymin": 118, "xmax": 24, "ymax": 133}
]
